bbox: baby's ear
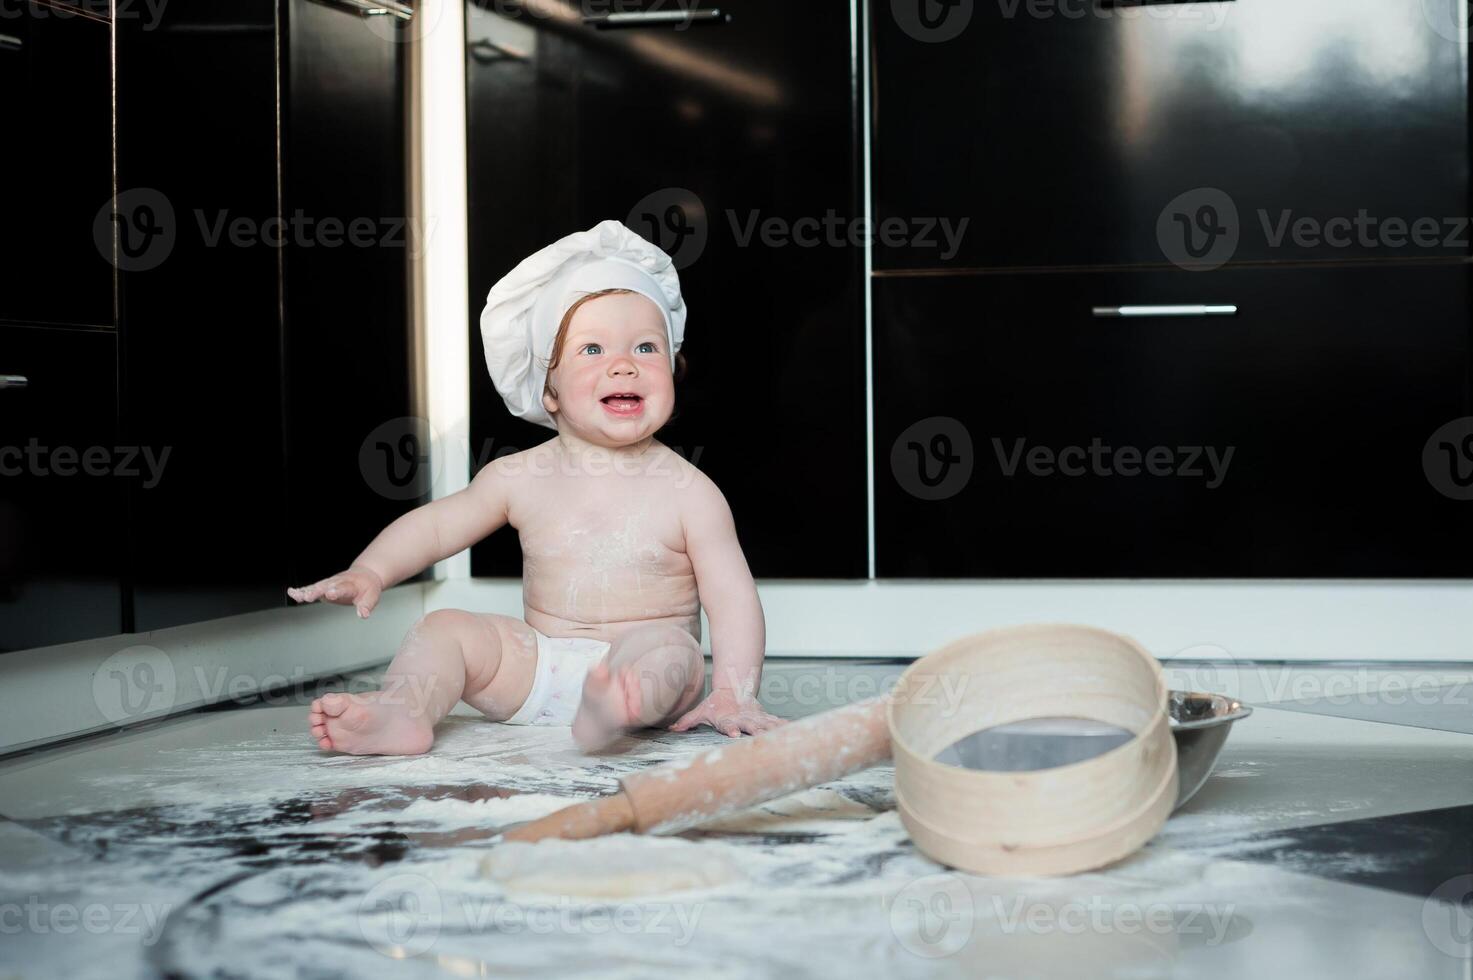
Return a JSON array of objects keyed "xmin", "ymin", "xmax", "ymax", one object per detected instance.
[{"xmin": 541, "ymin": 386, "xmax": 558, "ymax": 418}]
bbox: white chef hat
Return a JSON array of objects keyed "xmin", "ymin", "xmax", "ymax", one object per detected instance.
[{"xmin": 479, "ymin": 219, "xmax": 687, "ymax": 430}]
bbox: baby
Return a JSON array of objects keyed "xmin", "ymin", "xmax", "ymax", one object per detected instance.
[{"xmin": 291, "ymin": 220, "xmax": 785, "ymax": 754}]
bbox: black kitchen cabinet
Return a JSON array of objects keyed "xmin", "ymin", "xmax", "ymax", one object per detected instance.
[
  {"xmin": 115, "ymin": 0, "xmax": 289, "ymax": 632},
  {"xmin": 0, "ymin": 325, "xmax": 124, "ymax": 651},
  {"xmin": 874, "ymin": 263, "xmax": 1473, "ymax": 576},
  {"xmin": 872, "ymin": 0, "xmax": 1469, "ymax": 271},
  {"xmin": 466, "ymin": 0, "xmax": 867, "ymax": 578},
  {"xmin": 0, "ymin": 3, "xmax": 114, "ymax": 328},
  {"xmin": 111, "ymin": 0, "xmax": 418, "ymax": 633},
  {"xmin": 281, "ymin": 0, "xmax": 426, "ymax": 589}
]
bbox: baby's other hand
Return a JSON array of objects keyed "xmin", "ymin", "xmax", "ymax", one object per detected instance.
[
  {"xmin": 287, "ymin": 566, "xmax": 384, "ymax": 619},
  {"xmin": 669, "ymin": 689, "xmax": 786, "ymax": 738}
]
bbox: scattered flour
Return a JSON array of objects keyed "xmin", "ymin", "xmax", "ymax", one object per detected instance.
[
  {"xmin": 392, "ymin": 792, "xmax": 581, "ymax": 828},
  {"xmin": 480, "ymin": 834, "xmax": 748, "ymax": 897}
]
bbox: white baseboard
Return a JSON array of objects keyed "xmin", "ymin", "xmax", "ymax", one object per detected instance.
[
  {"xmin": 426, "ymin": 578, "xmax": 1473, "ymax": 663},
  {"xmin": 0, "ymin": 585, "xmax": 425, "ymax": 756},
  {"xmin": 5, "ymin": 576, "xmax": 1468, "ymax": 755}
]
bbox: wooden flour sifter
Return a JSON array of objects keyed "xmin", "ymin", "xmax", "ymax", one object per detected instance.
[{"xmin": 506, "ymin": 623, "xmax": 1187, "ymax": 876}]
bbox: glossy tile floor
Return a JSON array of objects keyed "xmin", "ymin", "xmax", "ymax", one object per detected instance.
[{"xmin": 0, "ymin": 659, "xmax": 1470, "ymax": 979}]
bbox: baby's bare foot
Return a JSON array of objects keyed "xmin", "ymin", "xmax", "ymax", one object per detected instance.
[
  {"xmin": 308, "ymin": 691, "xmax": 434, "ymax": 756},
  {"xmin": 571, "ymin": 663, "xmax": 639, "ymax": 751}
]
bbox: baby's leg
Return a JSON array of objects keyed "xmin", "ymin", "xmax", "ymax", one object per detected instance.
[
  {"xmin": 308, "ymin": 610, "xmax": 537, "ymax": 756},
  {"xmin": 572, "ymin": 625, "xmax": 705, "ymax": 751}
]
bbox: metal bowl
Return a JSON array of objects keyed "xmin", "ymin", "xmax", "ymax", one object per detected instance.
[{"xmin": 1168, "ymin": 690, "xmax": 1253, "ymax": 809}]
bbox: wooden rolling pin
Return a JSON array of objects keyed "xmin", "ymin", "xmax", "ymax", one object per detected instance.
[{"xmin": 503, "ymin": 697, "xmax": 892, "ymax": 843}]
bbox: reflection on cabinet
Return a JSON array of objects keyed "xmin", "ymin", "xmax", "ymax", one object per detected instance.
[
  {"xmin": 872, "ymin": 0, "xmax": 1469, "ymax": 271},
  {"xmin": 465, "ymin": 0, "xmax": 867, "ymax": 578},
  {"xmin": 0, "ymin": 326, "xmax": 124, "ymax": 651},
  {"xmin": 874, "ymin": 264, "xmax": 1473, "ymax": 576}
]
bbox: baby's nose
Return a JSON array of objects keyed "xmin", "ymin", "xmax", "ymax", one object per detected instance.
[{"xmin": 609, "ymin": 360, "xmax": 637, "ymax": 376}]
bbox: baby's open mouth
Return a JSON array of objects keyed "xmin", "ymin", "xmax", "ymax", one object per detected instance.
[{"xmin": 600, "ymin": 392, "xmax": 644, "ymax": 416}]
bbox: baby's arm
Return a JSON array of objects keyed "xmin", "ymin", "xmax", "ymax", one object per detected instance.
[
  {"xmin": 668, "ymin": 472, "xmax": 786, "ymax": 736},
  {"xmin": 288, "ymin": 459, "xmax": 514, "ymax": 615}
]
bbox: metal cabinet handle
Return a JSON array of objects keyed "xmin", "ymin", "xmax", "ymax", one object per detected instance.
[
  {"xmin": 1092, "ymin": 305, "xmax": 1238, "ymax": 318},
  {"xmin": 0, "ymin": 33, "xmax": 22, "ymax": 52},
  {"xmin": 0, "ymin": 375, "xmax": 29, "ymax": 390},
  {"xmin": 312, "ymin": 0, "xmax": 412, "ymax": 20},
  {"xmin": 584, "ymin": 9, "xmax": 727, "ymax": 28}
]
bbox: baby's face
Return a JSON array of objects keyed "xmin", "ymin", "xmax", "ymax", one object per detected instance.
[{"xmin": 543, "ymin": 291, "xmax": 675, "ymax": 446}]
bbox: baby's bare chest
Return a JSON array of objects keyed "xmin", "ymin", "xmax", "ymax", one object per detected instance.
[{"xmin": 511, "ymin": 481, "xmax": 691, "ymax": 580}]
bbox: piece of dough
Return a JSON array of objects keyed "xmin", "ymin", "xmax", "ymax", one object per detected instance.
[{"xmin": 480, "ymin": 834, "xmax": 747, "ymax": 898}]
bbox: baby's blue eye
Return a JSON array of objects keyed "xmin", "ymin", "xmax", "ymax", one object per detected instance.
[
  {"xmin": 581, "ymin": 343, "xmax": 602, "ymax": 355},
  {"xmin": 637, "ymin": 342, "xmax": 658, "ymax": 354}
]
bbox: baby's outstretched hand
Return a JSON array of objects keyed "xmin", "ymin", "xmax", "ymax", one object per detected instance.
[
  {"xmin": 669, "ymin": 689, "xmax": 786, "ymax": 738},
  {"xmin": 287, "ymin": 566, "xmax": 384, "ymax": 619}
]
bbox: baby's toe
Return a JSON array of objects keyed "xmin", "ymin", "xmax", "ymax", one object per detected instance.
[{"xmin": 319, "ymin": 693, "xmax": 351, "ymax": 717}]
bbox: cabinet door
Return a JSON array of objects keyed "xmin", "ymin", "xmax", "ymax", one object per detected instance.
[
  {"xmin": 0, "ymin": 5, "xmax": 114, "ymax": 328},
  {"xmin": 466, "ymin": 0, "xmax": 866, "ymax": 577},
  {"xmin": 281, "ymin": 0, "xmax": 424, "ymax": 588},
  {"xmin": 116, "ymin": 0, "xmax": 288, "ymax": 631},
  {"xmin": 874, "ymin": 264, "xmax": 1473, "ymax": 576},
  {"xmin": 872, "ymin": 0, "xmax": 1469, "ymax": 271},
  {"xmin": 0, "ymin": 326, "xmax": 123, "ymax": 651}
]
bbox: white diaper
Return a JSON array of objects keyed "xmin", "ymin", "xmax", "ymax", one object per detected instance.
[{"xmin": 503, "ymin": 630, "xmax": 611, "ymax": 726}]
